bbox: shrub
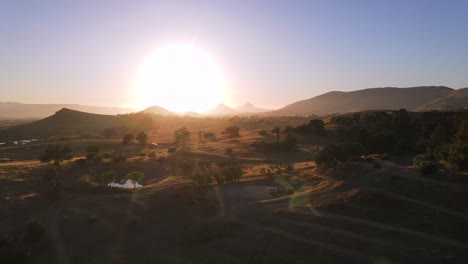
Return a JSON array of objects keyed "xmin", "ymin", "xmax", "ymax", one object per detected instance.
[
  {"xmin": 413, "ymin": 153, "xmax": 433, "ymax": 167},
  {"xmin": 433, "ymin": 144, "xmax": 450, "ymax": 161},
  {"xmin": 148, "ymin": 151, "xmax": 156, "ymax": 158},
  {"xmin": 23, "ymin": 219, "xmax": 46, "ymax": 244},
  {"xmin": 420, "ymin": 161, "xmax": 437, "ymax": 175}
]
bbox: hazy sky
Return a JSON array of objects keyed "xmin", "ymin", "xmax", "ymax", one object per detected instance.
[{"xmin": 1, "ymin": 0, "xmax": 468, "ymax": 109}]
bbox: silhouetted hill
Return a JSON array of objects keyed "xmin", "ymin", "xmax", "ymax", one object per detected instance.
[
  {"xmin": 142, "ymin": 106, "xmax": 175, "ymax": 116},
  {"xmin": 203, "ymin": 104, "xmax": 238, "ymax": 116},
  {"xmin": 269, "ymin": 86, "xmax": 455, "ymax": 116},
  {"xmin": 0, "ymin": 102, "xmax": 135, "ymax": 120},
  {"xmin": 234, "ymin": 103, "xmax": 271, "ymax": 113},
  {"xmin": 416, "ymin": 88, "xmax": 468, "ymax": 111},
  {"xmin": 0, "ymin": 108, "xmax": 151, "ymax": 138}
]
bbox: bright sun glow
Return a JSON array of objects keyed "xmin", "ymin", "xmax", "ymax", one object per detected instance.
[{"xmin": 136, "ymin": 44, "xmax": 224, "ymax": 113}]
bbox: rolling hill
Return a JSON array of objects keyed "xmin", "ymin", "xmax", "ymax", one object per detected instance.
[
  {"xmin": 0, "ymin": 108, "xmax": 136, "ymax": 138},
  {"xmin": 268, "ymin": 86, "xmax": 457, "ymax": 116},
  {"xmin": 0, "ymin": 102, "xmax": 136, "ymax": 120}
]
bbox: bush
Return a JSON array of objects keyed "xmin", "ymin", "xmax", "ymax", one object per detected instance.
[
  {"xmin": 148, "ymin": 151, "xmax": 156, "ymax": 158},
  {"xmin": 420, "ymin": 161, "xmax": 437, "ymax": 175},
  {"xmin": 23, "ymin": 219, "xmax": 46, "ymax": 244},
  {"xmin": 413, "ymin": 153, "xmax": 433, "ymax": 167},
  {"xmin": 433, "ymin": 144, "xmax": 450, "ymax": 161}
]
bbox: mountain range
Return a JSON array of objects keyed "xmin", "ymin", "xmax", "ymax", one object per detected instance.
[
  {"xmin": 267, "ymin": 86, "xmax": 467, "ymax": 116},
  {"xmin": 1, "ymin": 86, "xmax": 466, "ymax": 121}
]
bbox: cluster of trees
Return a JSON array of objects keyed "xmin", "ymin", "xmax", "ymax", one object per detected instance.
[
  {"xmin": 252, "ymin": 133, "xmax": 297, "ymax": 152},
  {"xmin": 122, "ymin": 132, "xmax": 148, "ymax": 145},
  {"xmin": 191, "ymin": 161, "xmax": 243, "ymax": 190},
  {"xmin": 311, "ymin": 110, "xmax": 467, "ymax": 169},
  {"xmin": 223, "ymin": 126, "xmax": 240, "ymax": 138},
  {"xmin": 287, "ymin": 119, "xmax": 325, "ymax": 135}
]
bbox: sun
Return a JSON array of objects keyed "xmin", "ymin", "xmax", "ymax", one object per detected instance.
[{"xmin": 135, "ymin": 44, "xmax": 224, "ymax": 113}]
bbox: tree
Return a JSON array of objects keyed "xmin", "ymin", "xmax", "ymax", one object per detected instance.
[
  {"xmin": 174, "ymin": 127, "xmax": 190, "ymax": 147},
  {"xmin": 220, "ymin": 165, "xmax": 243, "ymax": 183},
  {"xmin": 224, "ymin": 126, "xmax": 240, "ymax": 138},
  {"xmin": 448, "ymin": 121, "xmax": 468, "ymax": 169},
  {"xmin": 308, "ymin": 119, "xmax": 325, "ymax": 134},
  {"xmin": 272, "ymin": 127, "xmax": 281, "ymax": 142},
  {"xmin": 191, "ymin": 173, "xmax": 213, "ymax": 190},
  {"xmin": 126, "ymin": 172, "xmax": 144, "ymax": 189},
  {"xmin": 122, "ymin": 134, "xmax": 134, "ymax": 145},
  {"xmin": 101, "ymin": 170, "xmax": 116, "ymax": 185},
  {"xmin": 136, "ymin": 132, "xmax": 148, "ymax": 145},
  {"xmin": 39, "ymin": 144, "xmax": 72, "ymax": 168}
]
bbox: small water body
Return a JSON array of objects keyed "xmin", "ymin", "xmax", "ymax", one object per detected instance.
[{"xmin": 108, "ymin": 179, "xmax": 143, "ymax": 189}]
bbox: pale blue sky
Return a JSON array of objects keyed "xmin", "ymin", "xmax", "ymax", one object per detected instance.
[{"xmin": 1, "ymin": 0, "xmax": 467, "ymax": 109}]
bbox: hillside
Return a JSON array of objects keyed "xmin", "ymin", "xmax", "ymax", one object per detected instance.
[
  {"xmin": 416, "ymin": 87, "xmax": 468, "ymax": 111},
  {"xmin": 0, "ymin": 102, "xmax": 135, "ymax": 120},
  {"xmin": 269, "ymin": 86, "xmax": 455, "ymax": 116},
  {"xmin": 0, "ymin": 108, "xmax": 128, "ymax": 138}
]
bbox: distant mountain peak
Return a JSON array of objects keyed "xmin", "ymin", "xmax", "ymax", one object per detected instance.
[
  {"xmin": 142, "ymin": 106, "xmax": 174, "ymax": 116},
  {"xmin": 234, "ymin": 102, "xmax": 271, "ymax": 113}
]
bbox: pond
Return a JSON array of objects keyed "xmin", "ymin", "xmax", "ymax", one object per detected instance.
[{"xmin": 108, "ymin": 179, "xmax": 143, "ymax": 189}]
